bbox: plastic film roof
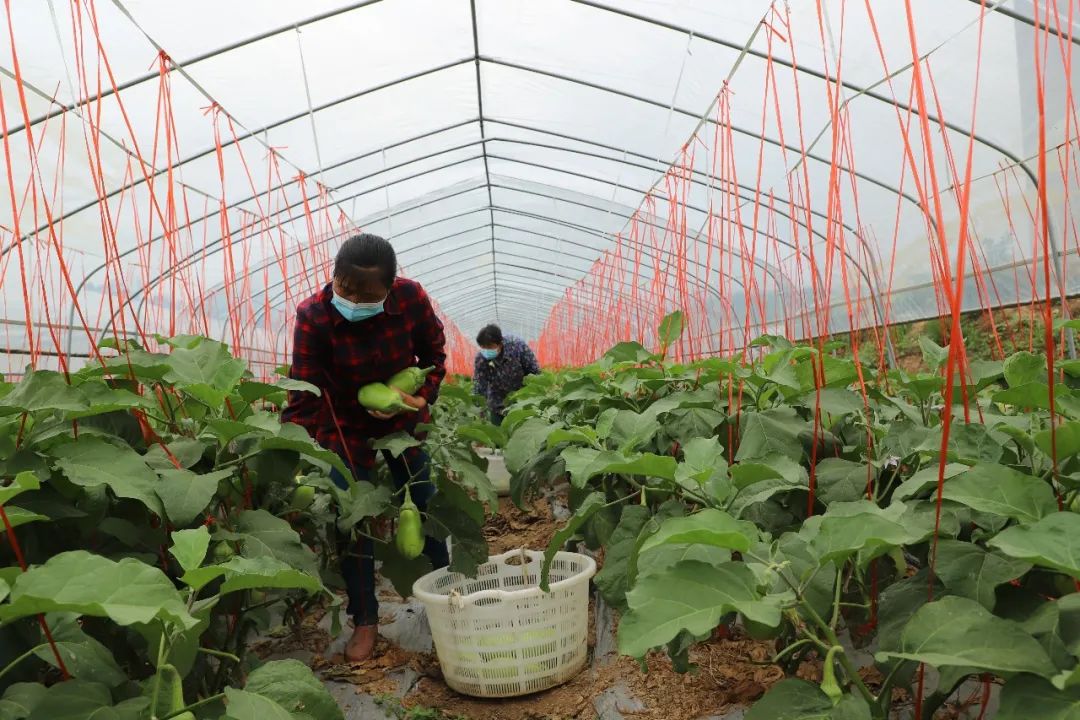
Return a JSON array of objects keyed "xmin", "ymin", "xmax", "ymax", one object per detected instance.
[{"xmin": 2, "ymin": 0, "xmax": 1079, "ymax": 374}]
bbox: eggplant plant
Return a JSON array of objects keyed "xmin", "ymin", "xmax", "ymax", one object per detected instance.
[
  {"xmin": 0, "ymin": 335, "xmax": 492, "ymax": 719},
  {"xmin": 505, "ymin": 313, "xmax": 1080, "ymax": 719}
]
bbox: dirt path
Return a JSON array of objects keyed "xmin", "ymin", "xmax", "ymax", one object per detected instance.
[{"xmin": 261, "ymin": 494, "xmax": 789, "ymax": 719}]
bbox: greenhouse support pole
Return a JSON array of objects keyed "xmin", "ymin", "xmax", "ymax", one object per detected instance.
[
  {"xmin": 1015, "ymin": 158, "xmax": 1076, "ymax": 359},
  {"xmin": 1046, "ymin": 212, "xmax": 1077, "ymax": 359}
]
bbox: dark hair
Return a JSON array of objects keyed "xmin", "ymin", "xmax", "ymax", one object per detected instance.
[
  {"xmin": 334, "ymin": 233, "xmax": 396, "ymax": 289},
  {"xmin": 476, "ymin": 324, "xmax": 503, "ymax": 346}
]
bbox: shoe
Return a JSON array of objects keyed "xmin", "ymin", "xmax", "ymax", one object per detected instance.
[{"xmin": 345, "ymin": 623, "xmax": 377, "ymax": 663}]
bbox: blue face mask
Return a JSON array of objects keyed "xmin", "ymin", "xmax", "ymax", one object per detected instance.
[
  {"xmin": 480, "ymin": 348, "xmax": 499, "ymax": 360},
  {"xmin": 332, "ymin": 293, "xmax": 384, "ymax": 322}
]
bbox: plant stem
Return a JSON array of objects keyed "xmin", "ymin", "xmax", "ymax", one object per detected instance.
[
  {"xmin": 149, "ymin": 632, "xmax": 169, "ymax": 720},
  {"xmin": 159, "ymin": 692, "xmax": 228, "ymax": 720},
  {"xmin": 829, "ymin": 566, "xmax": 844, "ymax": 629},
  {"xmin": 197, "ymin": 647, "xmax": 241, "ymax": 663},
  {"xmin": 0, "ymin": 644, "xmax": 46, "ymax": 683}
]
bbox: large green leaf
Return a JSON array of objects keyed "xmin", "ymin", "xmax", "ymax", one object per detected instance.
[
  {"xmin": 34, "ymin": 613, "xmax": 127, "ymax": 687},
  {"xmin": 259, "ymin": 423, "xmax": 351, "ymax": 479},
  {"xmin": 0, "ymin": 551, "xmax": 196, "ymax": 629},
  {"xmin": 244, "ymin": 659, "xmax": 343, "ymax": 720},
  {"xmin": 997, "ymin": 674, "xmax": 1080, "ymax": 719},
  {"xmin": 990, "ymin": 511, "xmax": 1080, "ymax": 578},
  {"xmin": 69, "ymin": 383, "xmax": 155, "ymax": 419},
  {"xmin": 445, "ymin": 453, "xmax": 498, "ymax": 507},
  {"xmin": 606, "ymin": 453, "xmax": 677, "ymax": 481},
  {"xmin": 0, "ymin": 506, "xmax": 47, "ymax": 530},
  {"xmin": 594, "ymin": 505, "xmax": 650, "ymax": 609},
  {"xmin": 157, "ymin": 468, "xmax": 231, "ymax": 526},
  {"xmin": 424, "ymin": 491, "xmax": 487, "ymax": 578},
  {"xmin": 813, "ymin": 458, "xmax": 870, "ymax": 505},
  {"xmin": 1004, "ymin": 351, "xmax": 1047, "ymax": 388},
  {"xmin": 941, "ymin": 421, "xmax": 1006, "ymax": 464},
  {"xmin": 371, "ymin": 431, "xmax": 421, "ymax": 458},
  {"xmin": 941, "ymin": 463, "xmax": 1057, "ymax": 523},
  {"xmin": 876, "ymin": 596, "xmax": 1056, "ymax": 678},
  {"xmin": 933, "ymin": 540, "xmax": 1031, "ymax": 611},
  {"xmin": 729, "ymin": 477, "xmax": 808, "ymax": 519},
  {"xmin": 1035, "ymin": 421, "xmax": 1080, "ymax": 461},
  {"xmin": 373, "ymin": 540, "xmax": 433, "ymax": 598},
  {"xmin": 0, "ymin": 683, "xmax": 46, "ymax": 719},
  {"xmin": 24, "ymin": 680, "xmax": 116, "ymax": 720},
  {"xmin": 639, "ymin": 509, "xmax": 758, "ymax": 554},
  {"xmin": 540, "ymin": 492, "xmax": 605, "ymax": 591},
  {"xmin": 545, "ymin": 426, "xmax": 598, "ymax": 449},
  {"xmin": 808, "ymin": 501, "xmax": 920, "ymax": 566},
  {"xmin": 235, "ymin": 510, "xmax": 319, "ymax": 577},
  {"xmin": 608, "ymin": 409, "xmax": 660, "ymax": 452},
  {"xmin": 736, "ymin": 408, "xmax": 805, "ymax": 462},
  {"xmin": 170, "ymin": 526, "xmax": 211, "ymax": 575},
  {"xmin": 745, "ymin": 679, "xmax": 872, "ymax": 720},
  {"xmin": 918, "ymin": 335, "xmax": 949, "ymax": 371},
  {"xmin": 559, "ymin": 448, "xmax": 676, "ymax": 487},
  {"xmin": 637, "ymin": 543, "xmax": 732, "ymax": 579},
  {"xmin": 618, "ymin": 560, "xmax": 780, "ymax": 658},
  {"xmin": 456, "ymin": 422, "xmax": 507, "ymax": 450},
  {"xmin": 143, "ymin": 438, "xmax": 206, "ymax": 470},
  {"xmin": 798, "ymin": 387, "xmax": 865, "ymax": 418},
  {"xmin": 335, "ymin": 480, "xmax": 393, "ymax": 532},
  {"xmin": 559, "ymin": 448, "xmax": 624, "ymax": 488},
  {"xmin": 0, "ymin": 370, "xmax": 87, "ymax": 413},
  {"xmin": 182, "ymin": 555, "xmax": 322, "ymax": 595},
  {"xmin": 893, "ymin": 463, "xmax": 967, "ymax": 501},
  {"xmin": 0, "ymin": 471, "xmax": 39, "ymax": 507},
  {"xmin": 51, "ymin": 438, "xmax": 164, "ymax": 516},
  {"xmin": 658, "ymin": 310, "xmax": 685, "ymax": 350},
  {"xmin": 681, "ymin": 436, "xmax": 725, "ymax": 471},
  {"xmin": 993, "ymin": 383, "xmax": 1080, "ymax": 418},
  {"xmin": 162, "ymin": 338, "xmax": 247, "ymax": 406},
  {"xmin": 222, "ymin": 688, "xmax": 294, "ymax": 720},
  {"xmin": 602, "ymin": 341, "xmax": 655, "ymax": 364},
  {"xmin": 504, "ymin": 418, "xmax": 561, "ymax": 474},
  {"xmin": 237, "ymin": 377, "xmax": 320, "ymax": 403}
]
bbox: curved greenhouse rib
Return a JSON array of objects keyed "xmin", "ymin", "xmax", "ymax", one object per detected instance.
[
  {"xmin": 162, "ymin": 183, "xmax": 814, "ymax": 334},
  {"xmin": 228, "ymin": 209, "xmax": 785, "ymax": 339},
  {"xmin": 15, "ymin": 54, "xmax": 930, "ymax": 257}
]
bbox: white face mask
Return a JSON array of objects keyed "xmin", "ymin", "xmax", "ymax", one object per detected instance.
[{"xmin": 332, "ymin": 292, "xmax": 385, "ymax": 322}]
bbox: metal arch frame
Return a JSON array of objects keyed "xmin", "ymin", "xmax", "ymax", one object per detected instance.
[
  {"xmin": 74, "ymin": 186, "xmax": 493, "ymax": 352},
  {"xmin": 241, "ymin": 213, "xmax": 778, "ymax": 336},
  {"xmin": 192, "ymin": 149, "xmax": 831, "ymax": 302},
  {"xmin": 136, "ymin": 129, "xmax": 880, "ymax": 295},
  {"xmin": 242, "ymin": 233, "xmax": 793, "ymax": 358},
  {"xmin": 68, "ymin": 111, "xmax": 898, "ymax": 346},
  {"xmin": 22, "ymin": 54, "xmax": 935, "ymax": 250},
  {"xmin": 217, "ymin": 188, "xmax": 804, "ymax": 333},
  {"xmin": 8, "ymin": 0, "xmax": 1069, "ymax": 139},
  {"xmin": 206, "ymin": 171, "xmax": 833, "ymax": 313},
  {"xmin": 96, "ymin": 177, "xmax": 865, "ymax": 356},
  {"xmin": 565, "ymin": 0, "xmax": 1077, "ymax": 354},
  {"xmin": 466, "ymin": 0, "xmax": 501, "ymax": 321},
  {"xmin": 19, "ymin": 0, "xmax": 1072, "ymax": 357},
  {"xmin": 239, "ymin": 202, "xmax": 791, "ymax": 337}
]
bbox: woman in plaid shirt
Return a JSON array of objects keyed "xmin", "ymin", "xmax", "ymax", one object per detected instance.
[{"xmin": 282, "ymin": 233, "xmax": 449, "ymax": 662}]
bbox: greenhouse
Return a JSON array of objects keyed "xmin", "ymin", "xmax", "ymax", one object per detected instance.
[{"xmin": 1, "ymin": 1, "xmax": 1079, "ymax": 718}]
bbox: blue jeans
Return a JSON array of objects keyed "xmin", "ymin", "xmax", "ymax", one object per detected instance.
[{"xmin": 330, "ymin": 449, "xmax": 449, "ymax": 626}]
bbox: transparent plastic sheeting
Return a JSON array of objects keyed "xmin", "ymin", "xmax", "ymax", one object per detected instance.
[{"xmin": 1, "ymin": 0, "xmax": 1078, "ymax": 375}]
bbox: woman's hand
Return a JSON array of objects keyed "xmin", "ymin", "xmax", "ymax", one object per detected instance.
[{"xmin": 368, "ymin": 387, "xmax": 427, "ymax": 420}]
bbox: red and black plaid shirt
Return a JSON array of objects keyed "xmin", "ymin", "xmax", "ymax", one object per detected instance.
[{"xmin": 282, "ymin": 278, "xmax": 446, "ymax": 469}]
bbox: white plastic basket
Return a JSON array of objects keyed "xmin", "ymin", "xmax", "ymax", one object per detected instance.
[{"xmin": 412, "ymin": 548, "xmax": 597, "ymax": 698}]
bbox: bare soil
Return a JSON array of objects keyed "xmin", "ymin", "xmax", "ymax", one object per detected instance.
[{"xmin": 483, "ymin": 496, "xmax": 561, "ymax": 555}]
